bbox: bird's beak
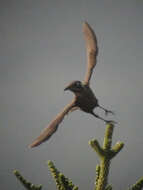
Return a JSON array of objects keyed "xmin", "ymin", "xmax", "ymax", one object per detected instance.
[
  {"xmin": 64, "ymin": 86, "xmax": 70, "ymax": 91},
  {"xmin": 64, "ymin": 84, "xmax": 71, "ymax": 91}
]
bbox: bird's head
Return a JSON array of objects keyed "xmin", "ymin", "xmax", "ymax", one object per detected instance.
[{"xmin": 64, "ymin": 81, "xmax": 84, "ymax": 93}]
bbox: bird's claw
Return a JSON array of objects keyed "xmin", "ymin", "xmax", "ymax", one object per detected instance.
[
  {"xmin": 105, "ymin": 110, "xmax": 115, "ymax": 116},
  {"xmin": 105, "ymin": 120, "xmax": 117, "ymax": 125}
]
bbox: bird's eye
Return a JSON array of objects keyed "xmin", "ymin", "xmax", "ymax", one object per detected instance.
[{"xmin": 75, "ymin": 81, "xmax": 82, "ymax": 88}]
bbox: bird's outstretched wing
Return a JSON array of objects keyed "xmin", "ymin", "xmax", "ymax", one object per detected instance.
[
  {"xmin": 29, "ymin": 100, "xmax": 76, "ymax": 148},
  {"xmin": 83, "ymin": 22, "xmax": 98, "ymax": 86}
]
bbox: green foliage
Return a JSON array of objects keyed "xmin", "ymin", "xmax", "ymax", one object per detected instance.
[
  {"xmin": 105, "ymin": 185, "xmax": 112, "ymax": 190},
  {"xmin": 48, "ymin": 160, "xmax": 78, "ymax": 190},
  {"xmin": 128, "ymin": 177, "xmax": 143, "ymax": 190},
  {"xmin": 13, "ymin": 170, "xmax": 42, "ymax": 190},
  {"xmin": 13, "ymin": 123, "xmax": 143, "ymax": 190},
  {"xmin": 89, "ymin": 123, "xmax": 124, "ymax": 190}
]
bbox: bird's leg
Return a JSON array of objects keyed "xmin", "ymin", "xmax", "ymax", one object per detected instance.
[
  {"xmin": 91, "ymin": 112, "xmax": 116, "ymax": 124},
  {"xmin": 98, "ymin": 105, "xmax": 115, "ymax": 116}
]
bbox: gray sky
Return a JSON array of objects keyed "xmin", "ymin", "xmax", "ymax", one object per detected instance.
[{"xmin": 1, "ymin": 0, "xmax": 143, "ymax": 189}]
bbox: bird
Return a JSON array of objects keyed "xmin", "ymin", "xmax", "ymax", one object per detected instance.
[{"xmin": 29, "ymin": 22, "xmax": 115, "ymax": 148}]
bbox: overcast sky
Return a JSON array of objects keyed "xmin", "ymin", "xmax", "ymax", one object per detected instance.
[{"xmin": 1, "ymin": 0, "xmax": 143, "ymax": 189}]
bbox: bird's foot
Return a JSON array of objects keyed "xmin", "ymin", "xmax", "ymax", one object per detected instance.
[
  {"xmin": 98, "ymin": 105, "xmax": 115, "ymax": 116},
  {"xmin": 105, "ymin": 120, "xmax": 117, "ymax": 125},
  {"xmin": 105, "ymin": 110, "xmax": 115, "ymax": 116}
]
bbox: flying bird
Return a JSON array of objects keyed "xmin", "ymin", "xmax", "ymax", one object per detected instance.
[{"xmin": 29, "ymin": 22, "xmax": 115, "ymax": 148}]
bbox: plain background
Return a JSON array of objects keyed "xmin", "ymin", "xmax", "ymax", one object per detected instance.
[{"xmin": 1, "ymin": 0, "xmax": 143, "ymax": 189}]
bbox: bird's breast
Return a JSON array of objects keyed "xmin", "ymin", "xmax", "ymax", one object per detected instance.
[{"xmin": 75, "ymin": 89, "xmax": 98, "ymax": 113}]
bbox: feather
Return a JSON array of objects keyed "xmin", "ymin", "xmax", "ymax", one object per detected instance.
[{"xmin": 29, "ymin": 100, "xmax": 75, "ymax": 148}]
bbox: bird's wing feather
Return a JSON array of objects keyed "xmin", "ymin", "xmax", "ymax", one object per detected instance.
[
  {"xmin": 83, "ymin": 22, "xmax": 98, "ymax": 86},
  {"xmin": 29, "ymin": 100, "xmax": 76, "ymax": 148}
]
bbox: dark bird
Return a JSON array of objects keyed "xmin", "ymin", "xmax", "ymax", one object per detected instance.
[{"xmin": 29, "ymin": 22, "xmax": 115, "ymax": 148}]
